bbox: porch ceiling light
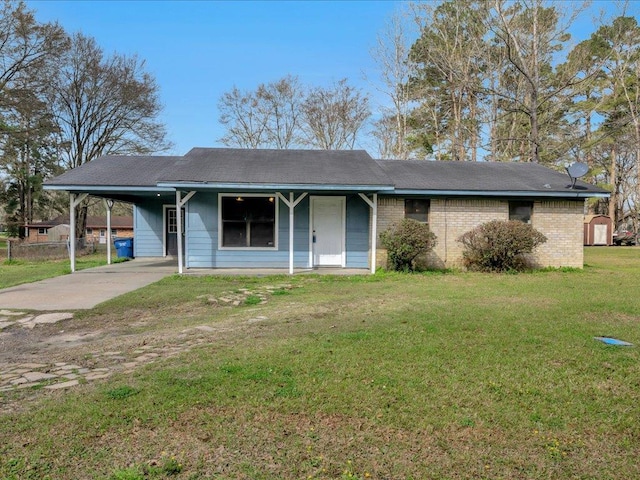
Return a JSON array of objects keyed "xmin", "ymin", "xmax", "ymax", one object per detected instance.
[{"xmin": 236, "ymin": 196, "xmax": 244, "ymax": 202}]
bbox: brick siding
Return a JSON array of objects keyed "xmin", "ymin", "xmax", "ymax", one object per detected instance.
[{"xmin": 375, "ymin": 196, "xmax": 585, "ymax": 269}]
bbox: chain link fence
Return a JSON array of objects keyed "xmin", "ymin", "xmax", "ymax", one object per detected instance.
[{"xmin": 5, "ymin": 239, "xmax": 97, "ymax": 261}]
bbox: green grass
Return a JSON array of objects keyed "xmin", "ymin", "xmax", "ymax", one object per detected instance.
[
  {"xmin": 1, "ymin": 247, "xmax": 640, "ymax": 479},
  {"xmin": 0, "ymin": 253, "xmax": 110, "ymax": 289}
]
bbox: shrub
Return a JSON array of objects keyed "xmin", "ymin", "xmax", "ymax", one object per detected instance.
[
  {"xmin": 457, "ymin": 220, "xmax": 547, "ymax": 272},
  {"xmin": 380, "ymin": 218, "xmax": 437, "ymax": 271}
]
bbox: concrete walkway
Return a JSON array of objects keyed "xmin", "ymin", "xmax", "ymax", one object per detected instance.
[
  {"xmin": 0, "ymin": 258, "xmax": 177, "ymax": 310},
  {"xmin": 0, "ymin": 258, "xmax": 370, "ymax": 311}
]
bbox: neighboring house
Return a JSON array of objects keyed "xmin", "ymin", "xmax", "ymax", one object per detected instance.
[
  {"xmin": 25, "ymin": 215, "xmax": 133, "ymax": 244},
  {"xmin": 44, "ymin": 148, "xmax": 608, "ymax": 272}
]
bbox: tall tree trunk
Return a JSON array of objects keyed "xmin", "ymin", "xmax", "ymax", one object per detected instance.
[{"xmin": 608, "ymin": 144, "xmax": 616, "ymax": 224}]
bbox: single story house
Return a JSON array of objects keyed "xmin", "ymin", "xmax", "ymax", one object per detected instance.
[
  {"xmin": 25, "ymin": 215, "xmax": 133, "ymax": 244},
  {"xmin": 44, "ymin": 148, "xmax": 608, "ymax": 273}
]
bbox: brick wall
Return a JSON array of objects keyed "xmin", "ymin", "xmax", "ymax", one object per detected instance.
[
  {"xmin": 531, "ymin": 200, "xmax": 584, "ymax": 268},
  {"xmin": 375, "ymin": 197, "xmax": 586, "ymax": 269}
]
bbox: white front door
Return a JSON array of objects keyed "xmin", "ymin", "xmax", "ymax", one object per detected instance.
[{"xmin": 311, "ymin": 196, "xmax": 345, "ymax": 267}]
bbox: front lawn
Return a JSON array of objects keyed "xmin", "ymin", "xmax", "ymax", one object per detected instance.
[
  {"xmin": 0, "ymin": 247, "xmax": 639, "ymax": 479},
  {"xmin": 0, "ymin": 253, "xmax": 110, "ymax": 289}
]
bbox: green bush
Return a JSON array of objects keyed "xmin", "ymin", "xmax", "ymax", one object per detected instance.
[
  {"xmin": 380, "ymin": 218, "xmax": 437, "ymax": 271},
  {"xmin": 457, "ymin": 219, "xmax": 547, "ymax": 272}
]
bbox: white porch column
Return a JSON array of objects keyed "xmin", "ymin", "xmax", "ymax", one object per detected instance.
[
  {"xmin": 276, "ymin": 192, "xmax": 308, "ymax": 274},
  {"xmin": 176, "ymin": 191, "xmax": 184, "ymax": 274},
  {"xmin": 176, "ymin": 190, "xmax": 196, "ymax": 274},
  {"xmin": 358, "ymin": 193, "xmax": 378, "ymax": 274},
  {"xmin": 69, "ymin": 193, "xmax": 88, "ymax": 273},
  {"xmin": 104, "ymin": 199, "xmax": 114, "ymax": 265},
  {"xmin": 289, "ymin": 192, "xmax": 294, "ymax": 274},
  {"xmin": 70, "ymin": 194, "xmax": 76, "ymax": 273}
]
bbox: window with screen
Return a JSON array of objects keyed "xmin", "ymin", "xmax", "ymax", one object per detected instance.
[
  {"xmin": 221, "ymin": 195, "xmax": 276, "ymax": 248},
  {"xmin": 404, "ymin": 199, "xmax": 430, "ymax": 223},
  {"xmin": 509, "ymin": 201, "xmax": 533, "ymax": 224}
]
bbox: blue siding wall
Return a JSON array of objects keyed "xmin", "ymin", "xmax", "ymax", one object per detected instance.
[
  {"xmin": 184, "ymin": 192, "xmax": 311, "ymax": 268},
  {"xmin": 345, "ymin": 195, "xmax": 370, "ymax": 268},
  {"xmin": 186, "ymin": 193, "xmax": 217, "ymax": 268},
  {"xmin": 134, "ymin": 201, "xmax": 164, "ymax": 257},
  {"xmin": 213, "ymin": 193, "xmax": 310, "ymax": 268},
  {"xmin": 135, "ymin": 193, "xmax": 371, "ymax": 269}
]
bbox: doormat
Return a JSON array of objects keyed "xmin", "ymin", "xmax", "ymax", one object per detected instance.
[{"xmin": 594, "ymin": 337, "xmax": 634, "ymax": 346}]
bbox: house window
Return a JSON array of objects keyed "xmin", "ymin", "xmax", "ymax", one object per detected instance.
[
  {"xmin": 168, "ymin": 209, "xmax": 177, "ymax": 233},
  {"xmin": 100, "ymin": 229, "xmax": 106, "ymax": 238},
  {"xmin": 509, "ymin": 201, "xmax": 533, "ymax": 224},
  {"xmin": 404, "ymin": 199, "xmax": 430, "ymax": 223},
  {"xmin": 86, "ymin": 228, "xmax": 93, "ymax": 235},
  {"xmin": 220, "ymin": 195, "xmax": 276, "ymax": 248},
  {"xmin": 167, "ymin": 208, "xmax": 185, "ymax": 234},
  {"xmin": 111, "ymin": 229, "xmax": 118, "ymax": 236},
  {"xmin": 38, "ymin": 228, "xmax": 47, "ymax": 235}
]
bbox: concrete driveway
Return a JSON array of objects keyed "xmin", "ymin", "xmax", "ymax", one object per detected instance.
[{"xmin": 0, "ymin": 259, "xmax": 177, "ymax": 310}]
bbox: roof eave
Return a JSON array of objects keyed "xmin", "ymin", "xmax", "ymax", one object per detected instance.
[
  {"xmin": 392, "ymin": 189, "xmax": 609, "ymax": 198},
  {"xmin": 156, "ymin": 182, "xmax": 395, "ymax": 192},
  {"xmin": 43, "ymin": 185, "xmax": 174, "ymax": 193}
]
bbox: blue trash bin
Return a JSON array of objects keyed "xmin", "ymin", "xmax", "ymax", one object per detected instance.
[{"xmin": 114, "ymin": 238, "xmax": 134, "ymax": 258}]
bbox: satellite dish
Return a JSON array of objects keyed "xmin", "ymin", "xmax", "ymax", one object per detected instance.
[{"xmin": 566, "ymin": 162, "xmax": 589, "ymax": 189}]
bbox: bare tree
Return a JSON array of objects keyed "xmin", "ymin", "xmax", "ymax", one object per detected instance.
[
  {"xmin": 257, "ymin": 75, "xmax": 305, "ymax": 148},
  {"xmin": 49, "ymin": 33, "xmax": 170, "ymax": 238},
  {"xmin": 218, "ymin": 75, "xmax": 305, "ymax": 149},
  {"xmin": 301, "ymin": 78, "xmax": 370, "ymax": 150},
  {"xmin": 0, "ymin": 1, "xmax": 66, "ymax": 102},
  {"xmin": 51, "ymin": 33, "xmax": 169, "ymax": 170},
  {"xmin": 370, "ymin": 9, "xmax": 415, "ymax": 159},
  {"xmin": 218, "ymin": 86, "xmax": 268, "ymax": 148},
  {"xmin": 0, "ymin": 1, "xmax": 66, "ymax": 236},
  {"xmin": 219, "ymin": 77, "xmax": 369, "ymax": 151}
]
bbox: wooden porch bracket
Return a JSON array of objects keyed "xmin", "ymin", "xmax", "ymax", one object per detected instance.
[
  {"xmin": 176, "ymin": 191, "xmax": 196, "ymax": 274},
  {"xmin": 276, "ymin": 192, "xmax": 308, "ymax": 274},
  {"xmin": 358, "ymin": 193, "xmax": 378, "ymax": 274}
]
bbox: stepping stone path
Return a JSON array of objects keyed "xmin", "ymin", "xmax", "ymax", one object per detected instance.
[
  {"xmin": 0, "ymin": 283, "xmax": 293, "ymax": 409},
  {"xmin": 0, "ymin": 311, "xmax": 74, "ymax": 330}
]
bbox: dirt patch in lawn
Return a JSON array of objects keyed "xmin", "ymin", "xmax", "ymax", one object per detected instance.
[{"xmin": 0, "ymin": 283, "xmax": 305, "ymax": 413}]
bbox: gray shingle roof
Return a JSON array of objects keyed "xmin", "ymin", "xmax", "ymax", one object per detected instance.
[
  {"xmin": 45, "ymin": 155, "xmax": 183, "ymax": 187},
  {"xmin": 375, "ymin": 159, "xmax": 605, "ymax": 194},
  {"xmin": 44, "ymin": 148, "xmax": 608, "ymax": 197},
  {"xmin": 167, "ymin": 148, "xmax": 392, "ymax": 186},
  {"xmin": 45, "ymin": 149, "xmax": 392, "ymax": 188}
]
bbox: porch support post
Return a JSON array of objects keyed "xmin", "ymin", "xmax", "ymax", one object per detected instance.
[
  {"xmin": 104, "ymin": 198, "xmax": 114, "ymax": 265},
  {"xmin": 358, "ymin": 193, "xmax": 378, "ymax": 274},
  {"xmin": 176, "ymin": 190, "xmax": 183, "ymax": 274},
  {"xmin": 176, "ymin": 190, "xmax": 196, "ymax": 274},
  {"xmin": 69, "ymin": 192, "xmax": 88, "ymax": 273},
  {"xmin": 276, "ymin": 192, "xmax": 308, "ymax": 274}
]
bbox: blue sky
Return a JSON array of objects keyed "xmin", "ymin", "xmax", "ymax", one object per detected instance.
[
  {"xmin": 29, "ymin": 0, "xmax": 403, "ymax": 155},
  {"xmin": 27, "ymin": 1, "xmax": 636, "ymax": 157}
]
